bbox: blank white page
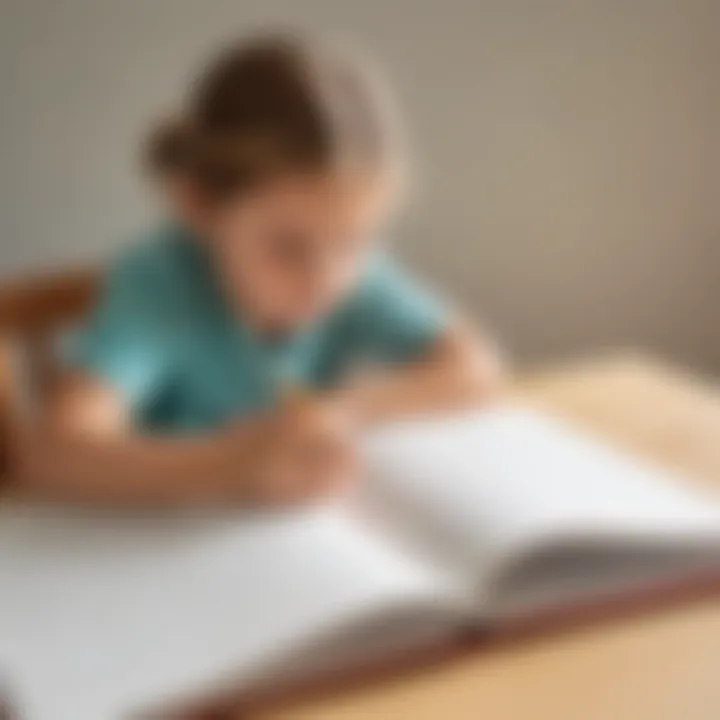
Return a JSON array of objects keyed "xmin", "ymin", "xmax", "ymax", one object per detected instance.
[
  {"xmin": 0, "ymin": 505, "xmax": 441, "ymax": 720},
  {"xmin": 363, "ymin": 405, "xmax": 720, "ymax": 572}
]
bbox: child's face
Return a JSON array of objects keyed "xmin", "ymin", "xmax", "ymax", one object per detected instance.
[{"xmin": 205, "ymin": 172, "xmax": 393, "ymax": 329}]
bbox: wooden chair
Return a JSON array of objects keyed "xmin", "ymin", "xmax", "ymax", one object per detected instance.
[{"xmin": 0, "ymin": 268, "xmax": 99, "ymax": 476}]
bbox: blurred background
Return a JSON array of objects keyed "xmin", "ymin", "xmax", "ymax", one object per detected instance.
[{"xmin": 1, "ymin": 0, "xmax": 718, "ymax": 372}]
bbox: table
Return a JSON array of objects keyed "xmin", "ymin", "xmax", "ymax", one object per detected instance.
[{"xmin": 257, "ymin": 353, "xmax": 720, "ymax": 720}]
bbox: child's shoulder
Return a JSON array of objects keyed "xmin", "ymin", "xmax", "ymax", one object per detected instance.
[
  {"xmin": 107, "ymin": 223, "xmax": 192, "ymax": 278},
  {"xmin": 349, "ymin": 251, "xmax": 431, "ymax": 306},
  {"xmin": 102, "ymin": 223, "xmax": 208, "ymax": 303},
  {"xmin": 95, "ymin": 224, "xmax": 213, "ymax": 324}
]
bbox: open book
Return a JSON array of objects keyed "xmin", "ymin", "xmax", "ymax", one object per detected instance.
[{"xmin": 1, "ymin": 406, "xmax": 720, "ymax": 719}]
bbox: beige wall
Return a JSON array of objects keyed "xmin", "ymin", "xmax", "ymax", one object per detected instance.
[{"xmin": 1, "ymin": 0, "xmax": 718, "ymax": 370}]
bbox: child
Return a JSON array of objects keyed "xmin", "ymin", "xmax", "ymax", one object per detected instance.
[{"xmin": 19, "ymin": 35, "xmax": 503, "ymax": 507}]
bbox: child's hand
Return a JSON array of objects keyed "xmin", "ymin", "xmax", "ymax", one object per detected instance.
[{"xmin": 237, "ymin": 393, "xmax": 359, "ymax": 507}]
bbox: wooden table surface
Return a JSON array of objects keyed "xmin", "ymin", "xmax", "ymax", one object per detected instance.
[{"xmin": 258, "ymin": 353, "xmax": 720, "ymax": 720}]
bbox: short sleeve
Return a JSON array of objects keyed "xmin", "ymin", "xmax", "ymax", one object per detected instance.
[
  {"xmin": 70, "ymin": 252, "xmax": 174, "ymax": 409},
  {"xmin": 349, "ymin": 255, "xmax": 448, "ymax": 363}
]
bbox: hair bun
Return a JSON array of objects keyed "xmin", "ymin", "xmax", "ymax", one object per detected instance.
[{"xmin": 144, "ymin": 116, "xmax": 197, "ymax": 175}]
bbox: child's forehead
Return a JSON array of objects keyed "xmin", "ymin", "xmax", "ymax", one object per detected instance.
[
  {"xmin": 241, "ymin": 169, "xmax": 395, "ymax": 226},
  {"xmin": 258, "ymin": 168, "xmax": 389, "ymax": 202}
]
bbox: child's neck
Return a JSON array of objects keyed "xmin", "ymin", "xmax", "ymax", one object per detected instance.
[
  {"xmin": 217, "ymin": 270, "xmax": 303, "ymax": 340},
  {"xmin": 181, "ymin": 220, "xmax": 309, "ymax": 338}
]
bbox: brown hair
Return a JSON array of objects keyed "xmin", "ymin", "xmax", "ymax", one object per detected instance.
[{"xmin": 146, "ymin": 34, "xmax": 399, "ymax": 198}]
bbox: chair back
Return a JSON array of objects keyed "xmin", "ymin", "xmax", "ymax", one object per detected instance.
[{"xmin": 0, "ymin": 268, "xmax": 99, "ymax": 474}]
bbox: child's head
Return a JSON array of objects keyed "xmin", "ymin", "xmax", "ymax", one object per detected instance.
[{"xmin": 147, "ymin": 34, "xmax": 403, "ymax": 329}]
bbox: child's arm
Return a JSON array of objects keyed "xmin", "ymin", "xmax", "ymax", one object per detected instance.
[
  {"xmin": 19, "ymin": 247, "xmax": 355, "ymax": 507},
  {"xmin": 336, "ymin": 318, "xmax": 505, "ymax": 424},
  {"xmin": 331, "ymin": 255, "xmax": 506, "ymax": 424},
  {"xmin": 13, "ymin": 373, "xmax": 353, "ymax": 507}
]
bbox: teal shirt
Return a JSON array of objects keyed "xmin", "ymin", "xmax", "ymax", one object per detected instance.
[{"xmin": 74, "ymin": 225, "xmax": 446, "ymax": 432}]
